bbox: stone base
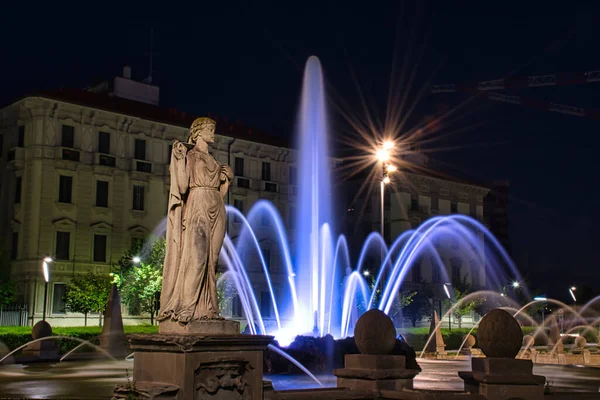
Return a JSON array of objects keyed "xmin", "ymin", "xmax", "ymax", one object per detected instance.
[
  {"xmin": 333, "ymin": 354, "xmax": 419, "ymax": 391},
  {"xmin": 158, "ymin": 318, "xmax": 240, "ymax": 335},
  {"xmin": 459, "ymin": 358, "xmax": 545, "ymax": 400},
  {"xmin": 22, "ymin": 339, "xmax": 58, "ymax": 360},
  {"xmin": 115, "ymin": 333, "xmax": 272, "ymax": 400}
]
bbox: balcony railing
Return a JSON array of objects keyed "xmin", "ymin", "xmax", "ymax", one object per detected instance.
[
  {"xmin": 96, "ymin": 153, "xmax": 116, "ymax": 167},
  {"xmin": 136, "ymin": 160, "xmax": 152, "ymax": 173},
  {"xmin": 62, "ymin": 148, "xmax": 81, "ymax": 162}
]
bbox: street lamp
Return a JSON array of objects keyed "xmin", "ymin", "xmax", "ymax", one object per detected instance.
[
  {"xmin": 41, "ymin": 256, "xmax": 53, "ymax": 322},
  {"xmin": 132, "ymin": 256, "xmax": 141, "ymax": 264},
  {"xmin": 443, "ymin": 282, "xmax": 452, "ymax": 330},
  {"xmin": 375, "ymin": 141, "xmax": 396, "ymax": 240},
  {"xmin": 511, "ymin": 281, "xmax": 520, "ymax": 289},
  {"xmin": 569, "ymin": 286, "xmax": 577, "ymax": 304}
]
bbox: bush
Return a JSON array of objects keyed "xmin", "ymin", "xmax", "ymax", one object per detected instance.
[{"xmin": 0, "ymin": 325, "xmax": 158, "ymax": 354}]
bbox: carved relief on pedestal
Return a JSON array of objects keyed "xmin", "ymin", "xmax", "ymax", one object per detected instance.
[{"xmin": 194, "ymin": 359, "xmax": 253, "ymax": 400}]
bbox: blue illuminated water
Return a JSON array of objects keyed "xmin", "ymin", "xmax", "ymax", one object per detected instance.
[{"xmin": 145, "ymin": 56, "xmax": 525, "ymax": 346}]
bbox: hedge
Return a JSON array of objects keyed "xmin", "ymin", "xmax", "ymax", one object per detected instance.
[
  {"xmin": 0, "ymin": 325, "xmax": 596, "ymax": 354},
  {"xmin": 0, "ymin": 325, "xmax": 158, "ymax": 355}
]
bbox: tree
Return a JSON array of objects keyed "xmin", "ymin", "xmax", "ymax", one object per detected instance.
[
  {"xmin": 0, "ymin": 280, "xmax": 16, "ymax": 308},
  {"xmin": 401, "ymin": 281, "xmax": 433, "ymax": 327},
  {"xmin": 65, "ymin": 272, "xmax": 112, "ymax": 326},
  {"xmin": 216, "ymin": 272, "xmax": 238, "ymax": 313},
  {"xmin": 115, "ymin": 262, "xmax": 162, "ymax": 325},
  {"xmin": 448, "ymin": 274, "xmax": 479, "ymax": 329}
]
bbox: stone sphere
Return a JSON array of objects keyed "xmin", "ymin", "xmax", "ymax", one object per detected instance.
[
  {"xmin": 463, "ymin": 334, "xmax": 476, "ymax": 348},
  {"xmin": 354, "ymin": 309, "xmax": 396, "ymax": 355},
  {"xmin": 575, "ymin": 336, "xmax": 587, "ymax": 349},
  {"xmin": 477, "ymin": 309, "xmax": 522, "ymax": 358},
  {"xmin": 523, "ymin": 334, "xmax": 535, "ymax": 348},
  {"xmin": 32, "ymin": 320, "xmax": 53, "ymax": 339}
]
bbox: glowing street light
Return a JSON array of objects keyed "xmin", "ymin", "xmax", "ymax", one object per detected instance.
[
  {"xmin": 511, "ymin": 281, "xmax": 520, "ymax": 289},
  {"xmin": 132, "ymin": 256, "xmax": 141, "ymax": 264},
  {"xmin": 41, "ymin": 255, "xmax": 53, "ymax": 322},
  {"xmin": 383, "ymin": 141, "xmax": 394, "ymax": 150},
  {"xmin": 362, "ymin": 270, "xmax": 370, "ymax": 277},
  {"xmin": 443, "ymin": 283, "xmax": 452, "ymax": 299},
  {"xmin": 569, "ymin": 287, "xmax": 577, "ymax": 303},
  {"xmin": 376, "ymin": 149, "xmax": 390, "ymax": 162},
  {"xmin": 382, "ymin": 176, "xmax": 391, "ymax": 184}
]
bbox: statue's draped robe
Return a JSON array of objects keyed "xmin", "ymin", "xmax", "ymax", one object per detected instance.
[{"xmin": 159, "ymin": 146, "xmax": 227, "ymax": 321}]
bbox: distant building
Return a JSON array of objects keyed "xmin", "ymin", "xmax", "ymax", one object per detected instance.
[{"xmin": 0, "ymin": 67, "xmax": 299, "ymax": 326}]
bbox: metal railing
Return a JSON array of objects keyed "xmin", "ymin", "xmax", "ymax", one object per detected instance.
[{"xmin": 0, "ymin": 304, "xmax": 28, "ymax": 326}]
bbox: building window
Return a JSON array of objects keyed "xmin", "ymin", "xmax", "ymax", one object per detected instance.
[
  {"xmin": 55, "ymin": 231, "xmax": 70, "ymax": 260},
  {"xmin": 233, "ymin": 199, "xmax": 244, "ymax": 222},
  {"xmin": 411, "ymin": 198, "xmax": 418, "ymax": 211},
  {"xmin": 132, "ymin": 185, "xmax": 145, "ymax": 211},
  {"xmin": 261, "ymin": 162, "xmax": 271, "ymax": 181},
  {"xmin": 237, "ymin": 177, "xmax": 250, "ymax": 188},
  {"xmin": 58, "ymin": 176, "xmax": 73, "ymax": 203},
  {"xmin": 98, "ymin": 131, "xmax": 111, "ymax": 154},
  {"xmin": 289, "ymin": 166, "xmax": 297, "ymax": 185},
  {"xmin": 261, "ymin": 249, "xmax": 271, "ymax": 271},
  {"xmin": 62, "ymin": 125, "xmax": 75, "ymax": 148},
  {"xmin": 412, "ymin": 262, "xmax": 421, "ymax": 283},
  {"xmin": 450, "ymin": 201, "xmax": 457, "ymax": 213},
  {"xmin": 232, "ymin": 295, "xmax": 242, "ymax": 317},
  {"xmin": 289, "ymin": 206, "xmax": 296, "ymax": 229},
  {"xmin": 10, "ymin": 232, "xmax": 18, "ymax": 260},
  {"xmin": 234, "ymin": 157, "xmax": 244, "ymax": 176},
  {"xmin": 96, "ymin": 181, "xmax": 109, "ymax": 207},
  {"xmin": 134, "ymin": 139, "xmax": 146, "ymax": 160},
  {"xmin": 17, "ymin": 126, "xmax": 24, "ymax": 147},
  {"xmin": 14, "ymin": 177, "xmax": 22, "ymax": 204},
  {"xmin": 52, "ymin": 283, "xmax": 67, "ymax": 314},
  {"xmin": 265, "ymin": 182, "xmax": 277, "ymax": 193},
  {"xmin": 260, "ymin": 291, "xmax": 272, "ymax": 318},
  {"xmin": 93, "ymin": 234, "xmax": 107, "ymax": 262},
  {"xmin": 451, "ymin": 258, "xmax": 462, "ymax": 285},
  {"xmin": 431, "ymin": 258, "xmax": 441, "ymax": 283}
]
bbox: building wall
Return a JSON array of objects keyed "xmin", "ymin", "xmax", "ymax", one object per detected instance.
[{"xmin": 0, "ymin": 96, "xmax": 297, "ymax": 326}]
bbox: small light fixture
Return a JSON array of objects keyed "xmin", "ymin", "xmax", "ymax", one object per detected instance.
[
  {"xmin": 376, "ymin": 149, "xmax": 390, "ymax": 162},
  {"xmin": 132, "ymin": 256, "xmax": 141, "ymax": 264},
  {"xmin": 386, "ymin": 165, "xmax": 397, "ymax": 173},
  {"xmin": 512, "ymin": 281, "xmax": 520, "ymax": 289},
  {"xmin": 362, "ymin": 270, "xmax": 370, "ymax": 277},
  {"xmin": 443, "ymin": 283, "xmax": 451, "ymax": 299},
  {"xmin": 383, "ymin": 141, "xmax": 394, "ymax": 150},
  {"xmin": 383, "ymin": 176, "xmax": 391, "ymax": 184}
]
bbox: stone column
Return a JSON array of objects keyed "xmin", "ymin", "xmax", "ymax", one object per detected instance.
[
  {"xmin": 459, "ymin": 309, "xmax": 545, "ymax": 400},
  {"xmin": 114, "ymin": 331, "xmax": 273, "ymax": 400},
  {"xmin": 333, "ymin": 309, "xmax": 419, "ymax": 391}
]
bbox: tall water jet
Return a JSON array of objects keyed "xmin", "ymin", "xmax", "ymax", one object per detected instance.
[{"xmin": 295, "ymin": 56, "xmax": 336, "ymax": 336}]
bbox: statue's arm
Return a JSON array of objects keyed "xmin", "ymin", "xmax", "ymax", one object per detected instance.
[
  {"xmin": 219, "ymin": 164, "xmax": 234, "ymax": 198},
  {"xmin": 172, "ymin": 141, "xmax": 189, "ymax": 195}
]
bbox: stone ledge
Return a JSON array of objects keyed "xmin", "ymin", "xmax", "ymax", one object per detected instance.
[
  {"xmin": 333, "ymin": 367, "xmax": 419, "ymax": 380},
  {"xmin": 158, "ymin": 318, "xmax": 239, "ymax": 335},
  {"xmin": 345, "ymin": 354, "xmax": 406, "ymax": 370},
  {"xmin": 128, "ymin": 333, "xmax": 273, "ymax": 353},
  {"xmin": 459, "ymin": 371, "xmax": 546, "ymax": 386}
]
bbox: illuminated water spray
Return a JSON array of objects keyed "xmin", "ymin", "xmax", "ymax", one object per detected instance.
[{"xmin": 152, "ymin": 56, "xmax": 525, "ymax": 345}]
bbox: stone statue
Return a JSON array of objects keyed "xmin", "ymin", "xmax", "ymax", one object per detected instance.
[{"xmin": 158, "ymin": 117, "xmax": 234, "ymax": 324}]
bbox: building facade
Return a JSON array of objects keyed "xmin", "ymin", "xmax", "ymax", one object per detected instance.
[{"xmin": 0, "ymin": 69, "xmax": 299, "ymax": 326}]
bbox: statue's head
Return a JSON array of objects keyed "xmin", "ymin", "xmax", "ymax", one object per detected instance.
[{"xmin": 189, "ymin": 117, "xmax": 216, "ymax": 145}]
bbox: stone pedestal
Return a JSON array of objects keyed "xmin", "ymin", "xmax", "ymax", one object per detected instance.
[
  {"xmin": 114, "ymin": 332, "xmax": 273, "ymax": 400},
  {"xmin": 158, "ymin": 319, "xmax": 240, "ymax": 335},
  {"xmin": 22, "ymin": 339, "xmax": 58, "ymax": 360},
  {"xmin": 459, "ymin": 358, "xmax": 545, "ymax": 400},
  {"xmin": 333, "ymin": 354, "xmax": 419, "ymax": 391}
]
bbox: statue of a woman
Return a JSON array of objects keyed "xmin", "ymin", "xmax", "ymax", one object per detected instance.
[{"xmin": 158, "ymin": 117, "xmax": 234, "ymax": 323}]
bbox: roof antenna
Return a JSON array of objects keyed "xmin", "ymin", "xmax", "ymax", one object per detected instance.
[{"xmin": 143, "ymin": 28, "xmax": 153, "ymax": 84}]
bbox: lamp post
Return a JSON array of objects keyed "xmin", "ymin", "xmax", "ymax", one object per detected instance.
[
  {"xmin": 569, "ymin": 286, "xmax": 577, "ymax": 305},
  {"xmin": 376, "ymin": 141, "xmax": 395, "ymax": 293},
  {"xmin": 444, "ymin": 282, "xmax": 452, "ymax": 331},
  {"xmin": 41, "ymin": 256, "xmax": 53, "ymax": 322}
]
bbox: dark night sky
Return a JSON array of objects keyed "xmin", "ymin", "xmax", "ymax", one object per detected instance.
[{"xmin": 2, "ymin": 2, "xmax": 599, "ymax": 300}]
